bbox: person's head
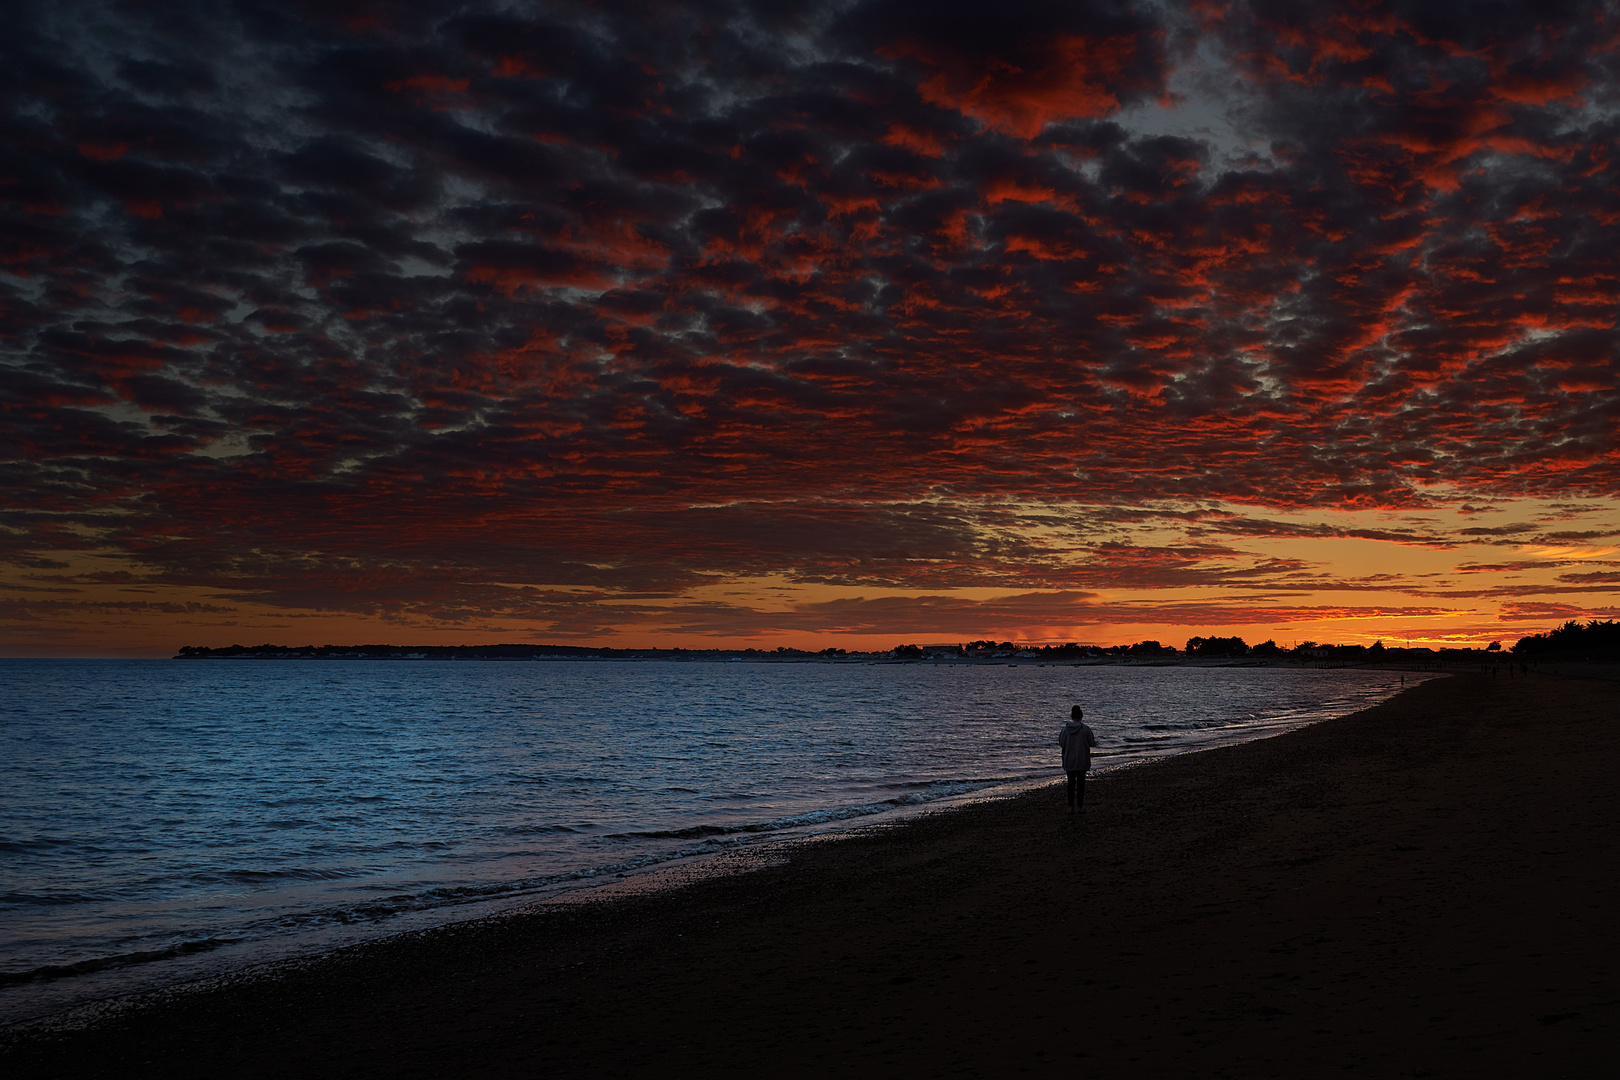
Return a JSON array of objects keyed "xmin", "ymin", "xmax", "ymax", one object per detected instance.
[{"xmin": 1071, "ymin": 705, "xmax": 1084, "ymax": 721}]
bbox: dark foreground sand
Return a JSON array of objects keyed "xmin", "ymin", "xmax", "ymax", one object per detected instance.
[{"xmin": 3, "ymin": 672, "xmax": 1615, "ymax": 1078}]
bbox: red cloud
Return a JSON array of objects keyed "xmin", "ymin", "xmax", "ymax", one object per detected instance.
[
  {"xmin": 879, "ymin": 123, "xmax": 947, "ymax": 158},
  {"xmin": 883, "ymin": 32, "xmax": 1151, "ymax": 138},
  {"xmin": 384, "ymin": 73, "xmax": 474, "ymax": 111}
]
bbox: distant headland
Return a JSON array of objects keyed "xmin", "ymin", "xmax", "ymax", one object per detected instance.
[{"xmin": 172, "ymin": 621, "xmax": 1620, "ymax": 664}]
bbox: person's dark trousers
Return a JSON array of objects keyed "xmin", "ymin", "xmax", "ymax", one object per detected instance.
[{"xmin": 1066, "ymin": 770, "xmax": 1085, "ymax": 808}]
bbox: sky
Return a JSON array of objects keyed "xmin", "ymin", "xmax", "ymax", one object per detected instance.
[{"xmin": 3, "ymin": 0, "xmax": 1618, "ymax": 657}]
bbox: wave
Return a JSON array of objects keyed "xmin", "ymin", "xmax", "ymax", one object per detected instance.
[
  {"xmin": 0, "ymin": 778, "xmax": 1041, "ymax": 990},
  {"xmin": 0, "ymin": 838, "xmax": 81, "ymax": 854},
  {"xmin": 604, "ymin": 776, "xmax": 1020, "ymax": 840},
  {"xmin": 0, "ymin": 937, "xmax": 238, "ymax": 988},
  {"xmin": 186, "ymin": 867, "xmax": 359, "ymax": 885},
  {"xmin": 0, "ymin": 891, "xmax": 112, "ymax": 907}
]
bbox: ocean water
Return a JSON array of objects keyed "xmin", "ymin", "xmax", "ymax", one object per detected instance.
[{"xmin": 0, "ymin": 658, "xmax": 1429, "ymax": 1022}]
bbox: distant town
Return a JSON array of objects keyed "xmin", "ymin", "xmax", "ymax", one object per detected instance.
[{"xmin": 175, "ymin": 621, "xmax": 1617, "ymax": 664}]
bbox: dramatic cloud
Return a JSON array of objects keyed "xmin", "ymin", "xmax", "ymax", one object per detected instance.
[{"xmin": 2, "ymin": 0, "xmax": 1617, "ymax": 653}]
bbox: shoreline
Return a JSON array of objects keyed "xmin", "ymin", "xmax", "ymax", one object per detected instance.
[
  {"xmin": 0, "ymin": 668, "xmax": 1428, "ymax": 1027},
  {"xmin": 4, "ymin": 672, "xmax": 1616, "ymax": 1076}
]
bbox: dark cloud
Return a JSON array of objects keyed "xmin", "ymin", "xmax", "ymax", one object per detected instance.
[
  {"xmin": 2, "ymin": 0, "xmax": 1618, "ymax": 644},
  {"xmin": 1497, "ymin": 599, "xmax": 1618, "ymax": 622}
]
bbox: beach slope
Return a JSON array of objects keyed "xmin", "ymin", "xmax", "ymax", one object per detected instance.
[{"xmin": 4, "ymin": 672, "xmax": 1616, "ymax": 1077}]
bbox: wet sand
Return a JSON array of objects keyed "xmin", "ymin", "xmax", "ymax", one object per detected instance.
[{"xmin": 3, "ymin": 672, "xmax": 1616, "ymax": 1077}]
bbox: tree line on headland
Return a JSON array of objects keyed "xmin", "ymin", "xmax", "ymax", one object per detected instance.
[
  {"xmin": 172, "ymin": 622, "xmax": 1618, "ymax": 663},
  {"xmin": 1508, "ymin": 619, "xmax": 1620, "ymax": 660}
]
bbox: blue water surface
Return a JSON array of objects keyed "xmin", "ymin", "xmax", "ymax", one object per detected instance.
[{"xmin": 0, "ymin": 658, "xmax": 1428, "ymax": 1020}]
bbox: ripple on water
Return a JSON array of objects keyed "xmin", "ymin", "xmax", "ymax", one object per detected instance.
[{"xmin": 0, "ymin": 658, "xmax": 1430, "ymax": 1021}]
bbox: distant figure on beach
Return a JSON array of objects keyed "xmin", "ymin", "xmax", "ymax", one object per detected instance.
[{"xmin": 1058, "ymin": 706, "xmax": 1098, "ymax": 812}]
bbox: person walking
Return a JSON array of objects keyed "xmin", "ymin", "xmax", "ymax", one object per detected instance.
[{"xmin": 1058, "ymin": 705, "xmax": 1098, "ymax": 812}]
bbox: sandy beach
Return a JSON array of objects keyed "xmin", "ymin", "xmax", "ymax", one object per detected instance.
[{"xmin": 3, "ymin": 671, "xmax": 1615, "ymax": 1077}]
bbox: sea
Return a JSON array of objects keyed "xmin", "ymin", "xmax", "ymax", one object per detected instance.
[{"xmin": 0, "ymin": 657, "xmax": 1433, "ymax": 1025}]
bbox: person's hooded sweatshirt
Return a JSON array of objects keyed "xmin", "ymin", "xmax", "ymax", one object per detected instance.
[{"xmin": 1058, "ymin": 720, "xmax": 1097, "ymax": 773}]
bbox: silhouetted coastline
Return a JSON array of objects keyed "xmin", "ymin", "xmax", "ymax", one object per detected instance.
[{"xmin": 170, "ymin": 637, "xmax": 1581, "ymax": 666}]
